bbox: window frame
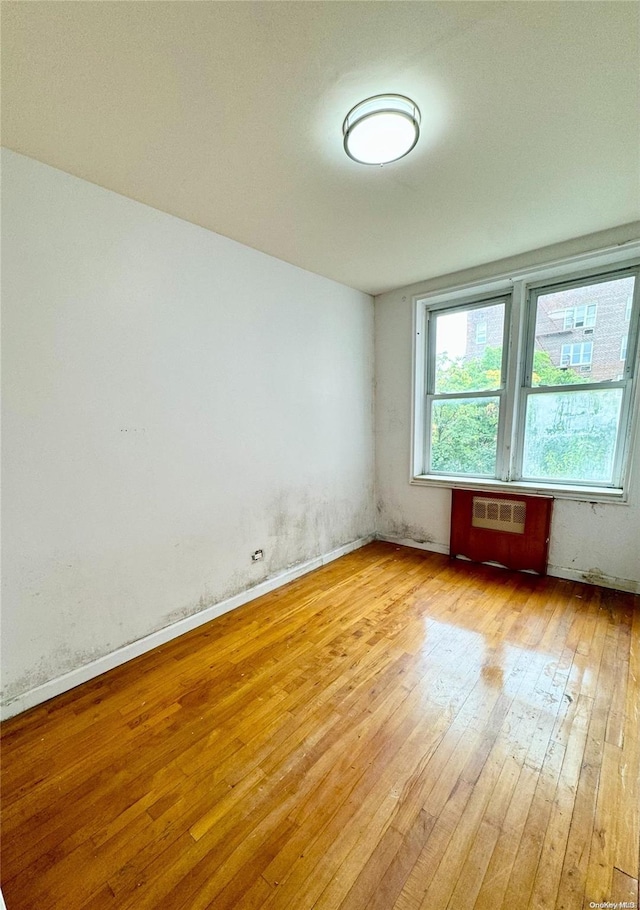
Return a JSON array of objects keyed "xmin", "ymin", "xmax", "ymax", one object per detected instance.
[
  {"xmin": 411, "ymin": 246, "xmax": 640, "ymax": 503},
  {"xmin": 425, "ymin": 294, "xmax": 510, "ymax": 478}
]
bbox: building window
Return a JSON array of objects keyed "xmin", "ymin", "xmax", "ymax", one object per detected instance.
[
  {"xmin": 413, "ymin": 253, "xmax": 640, "ymax": 497},
  {"xmin": 563, "ymin": 303, "xmax": 597, "ymax": 329},
  {"xmin": 560, "ymin": 342, "xmax": 593, "ymax": 367}
]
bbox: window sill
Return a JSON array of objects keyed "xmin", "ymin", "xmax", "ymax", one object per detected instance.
[{"xmin": 410, "ymin": 474, "xmax": 627, "ymax": 504}]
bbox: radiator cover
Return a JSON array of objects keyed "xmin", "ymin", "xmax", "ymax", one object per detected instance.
[{"xmin": 450, "ymin": 489, "xmax": 552, "ymax": 575}]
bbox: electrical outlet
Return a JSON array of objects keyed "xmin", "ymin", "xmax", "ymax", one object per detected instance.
[{"xmin": 251, "ymin": 549, "xmax": 264, "ymax": 562}]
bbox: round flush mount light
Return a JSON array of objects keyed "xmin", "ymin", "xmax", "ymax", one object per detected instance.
[{"xmin": 343, "ymin": 94, "xmax": 421, "ymax": 165}]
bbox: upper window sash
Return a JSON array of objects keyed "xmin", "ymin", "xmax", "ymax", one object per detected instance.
[
  {"xmin": 522, "ymin": 266, "xmax": 640, "ymax": 389},
  {"xmin": 424, "ymin": 293, "xmax": 511, "ymax": 396}
]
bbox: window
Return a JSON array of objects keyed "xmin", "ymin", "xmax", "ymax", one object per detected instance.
[
  {"xmin": 428, "ymin": 299, "xmax": 507, "ymax": 476},
  {"xmin": 413, "ymin": 252, "xmax": 640, "ymax": 498},
  {"xmin": 563, "ymin": 303, "xmax": 597, "ymax": 329},
  {"xmin": 560, "ymin": 342, "xmax": 593, "ymax": 367}
]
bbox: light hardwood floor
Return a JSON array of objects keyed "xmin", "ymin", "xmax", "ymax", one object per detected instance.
[{"xmin": 1, "ymin": 542, "xmax": 639, "ymax": 910}]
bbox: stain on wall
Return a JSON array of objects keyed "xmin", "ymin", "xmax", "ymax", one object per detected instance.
[{"xmin": 381, "ymin": 518, "xmax": 435, "ymax": 546}]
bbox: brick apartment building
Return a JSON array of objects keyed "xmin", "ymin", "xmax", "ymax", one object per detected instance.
[{"xmin": 466, "ymin": 276, "xmax": 634, "ymax": 382}]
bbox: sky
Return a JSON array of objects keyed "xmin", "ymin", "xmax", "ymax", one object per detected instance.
[{"xmin": 436, "ymin": 310, "xmax": 467, "ymax": 359}]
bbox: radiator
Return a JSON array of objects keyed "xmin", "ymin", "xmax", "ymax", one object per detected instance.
[{"xmin": 449, "ymin": 489, "xmax": 553, "ymax": 575}]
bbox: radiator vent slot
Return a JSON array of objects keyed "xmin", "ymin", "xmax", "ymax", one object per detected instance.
[{"xmin": 472, "ymin": 497, "xmax": 526, "ymax": 534}]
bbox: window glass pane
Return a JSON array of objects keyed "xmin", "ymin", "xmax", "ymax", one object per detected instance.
[
  {"xmin": 434, "ymin": 302, "xmax": 504, "ymax": 394},
  {"xmin": 522, "ymin": 388, "xmax": 623, "ymax": 484},
  {"xmin": 532, "ymin": 276, "xmax": 635, "ymax": 387},
  {"xmin": 431, "ymin": 396, "xmax": 499, "ymax": 475}
]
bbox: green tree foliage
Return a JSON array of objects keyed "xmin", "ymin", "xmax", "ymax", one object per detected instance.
[
  {"xmin": 523, "ymin": 389, "xmax": 620, "ymax": 482},
  {"xmin": 436, "ymin": 345, "xmax": 502, "ymax": 395},
  {"xmin": 436, "ymin": 346, "xmax": 586, "ymax": 395},
  {"xmin": 431, "ymin": 347, "xmax": 504, "ymax": 475},
  {"xmin": 530, "ymin": 350, "xmax": 587, "ymax": 388},
  {"xmin": 431, "ymin": 397, "xmax": 499, "ymax": 474},
  {"xmin": 431, "ymin": 347, "xmax": 603, "ymax": 478}
]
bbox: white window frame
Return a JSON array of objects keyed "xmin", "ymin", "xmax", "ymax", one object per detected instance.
[{"xmin": 411, "ymin": 245, "xmax": 640, "ymax": 502}]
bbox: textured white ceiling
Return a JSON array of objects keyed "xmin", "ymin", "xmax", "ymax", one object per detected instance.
[{"xmin": 2, "ymin": 1, "xmax": 639, "ymax": 295}]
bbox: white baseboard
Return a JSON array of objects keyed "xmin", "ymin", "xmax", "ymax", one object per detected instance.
[
  {"xmin": 376, "ymin": 535, "xmax": 450, "ymax": 555},
  {"xmin": 547, "ymin": 564, "xmax": 639, "ymax": 594},
  {"xmin": 377, "ymin": 536, "xmax": 639, "ymax": 594},
  {"xmin": 1, "ymin": 535, "xmax": 373, "ymax": 721}
]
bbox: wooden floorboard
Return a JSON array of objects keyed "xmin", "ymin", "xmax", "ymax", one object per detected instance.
[{"xmin": 1, "ymin": 542, "xmax": 638, "ymax": 910}]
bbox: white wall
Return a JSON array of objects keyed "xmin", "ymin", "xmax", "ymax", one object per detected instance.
[
  {"xmin": 375, "ymin": 226, "xmax": 640, "ymax": 593},
  {"xmin": 1, "ymin": 149, "xmax": 375, "ymax": 713}
]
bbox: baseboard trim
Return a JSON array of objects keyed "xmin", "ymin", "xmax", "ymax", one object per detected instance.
[
  {"xmin": 546, "ymin": 564, "xmax": 639, "ymax": 594},
  {"xmin": 377, "ymin": 536, "xmax": 639, "ymax": 594},
  {"xmin": 1, "ymin": 535, "xmax": 374, "ymax": 721},
  {"xmin": 376, "ymin": 535, "xmax": 450, "ymax": 556}
]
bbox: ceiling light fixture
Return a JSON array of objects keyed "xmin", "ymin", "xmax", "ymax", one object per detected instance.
[{"xmin": 343, "ymin": 94, "xmax": 421, "ymax": 165}]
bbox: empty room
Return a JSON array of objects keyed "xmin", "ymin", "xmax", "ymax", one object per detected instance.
[{"xmin": 1, "ymin": 2, "xmax": 639, "ymax": 909}]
